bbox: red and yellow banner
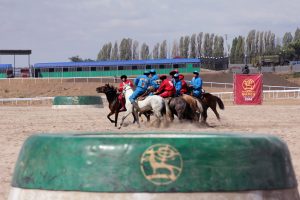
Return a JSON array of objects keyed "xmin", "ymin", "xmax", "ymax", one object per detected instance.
[{"xmin": 234, "ymin": 74, "xmax": 263, "ymax": 105}]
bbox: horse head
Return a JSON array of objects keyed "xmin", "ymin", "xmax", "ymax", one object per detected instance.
[
  {"xmin": 96, "ymin": 85, "xmax": 107, "ymax": 93},
  {"xmin": 96, "ymin": 84, "xmax": 116, "ymax": 94}
]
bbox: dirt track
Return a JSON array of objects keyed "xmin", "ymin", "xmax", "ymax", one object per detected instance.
[{"xmin": 1, "ymin": 100, "xmax": 300, "ymax": 199}]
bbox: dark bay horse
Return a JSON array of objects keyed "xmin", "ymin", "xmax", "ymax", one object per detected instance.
[
  {"xmin": 187, "ymin": 87, "xmax": 224, "ymax": 124},
  {"xmin": 96, "ymin": 84, "xmax": 126, "ymax": 127},
  {"xmin": 167, "ymin": 97, "xmax": 198, "ymax": 122},
  {"xmin": 96, "ymin": 84, "xmax": 150, "ymax": 127},
  {"xmin": 199, "ymin": 93, "xmax": 225, "ymax": 124}
]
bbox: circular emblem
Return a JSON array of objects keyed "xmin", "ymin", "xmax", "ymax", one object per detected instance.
[
  {"xmin": 242, "ymin": 78, "xmax": 255, "ymax": 91},
  {"xmin": 140, "ymin": 144, "xmax": 183, "ymax": 185}
]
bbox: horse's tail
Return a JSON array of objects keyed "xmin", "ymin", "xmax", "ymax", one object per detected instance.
[{"xmin": 215, "ymin": 96, "xmax": 225, "ymax": 110}]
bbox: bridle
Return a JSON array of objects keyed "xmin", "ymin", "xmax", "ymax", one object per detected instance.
[{"xmin": 122, "ymin": 84, "xmax": 132, "ymax": 94}]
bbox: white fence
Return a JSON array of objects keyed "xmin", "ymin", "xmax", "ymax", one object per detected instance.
[
  {"xmin": 0, "ymin": 90, "xmax": 299, "ymax": 105},
  {"xmin": 203, "ymin": 81, "xmax": 300, "ymax": 91},
  {"xmin": 212, "ymin": 89, "xmax": 300, "ymax": 101}
]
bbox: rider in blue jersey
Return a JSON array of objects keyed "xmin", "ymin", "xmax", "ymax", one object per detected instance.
[
  {"xmin": 149, "ymin": 69, "xmax": 159, "ymax": 90},
  {"xmin": 173, "ymin": 73, "xmax": 182, "ymax": 97},
  {"xmin": 129, "ymin": 71, "xmax": 151, "ymax": 111},
  {"xmin": 190, "ymin": 70, "xmax": 203, "ymax": 98}
]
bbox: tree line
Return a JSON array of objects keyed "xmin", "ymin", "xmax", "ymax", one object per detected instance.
[
  {"xmin": 230, "ymin": 28, "xmax": 300, "ymax": 64},
  {"xmin": 69, "ymin": 28, "xmax": 300, "ymax": 64},
  {"xmin": 91, "ymin": 33, "xmax": 225, "ymax": 61}
]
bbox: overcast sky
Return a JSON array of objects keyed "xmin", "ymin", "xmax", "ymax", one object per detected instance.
[{"xmin": 0, "ymin": 0, "xmax": 299, "ymax": 67}]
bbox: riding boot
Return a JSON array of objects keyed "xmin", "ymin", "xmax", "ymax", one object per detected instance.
[{"xmin": 132, "ymin": 102, "xmax": 140, "ymax": 112}]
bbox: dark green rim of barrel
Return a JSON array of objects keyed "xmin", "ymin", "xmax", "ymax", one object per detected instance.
[
  {"xmin": 53, "ymin": 96, "xmax": 102, "ymax": 105},
  {"xmin": 12, "ymin": 132, "xmax": 297, "ymax": 192}
]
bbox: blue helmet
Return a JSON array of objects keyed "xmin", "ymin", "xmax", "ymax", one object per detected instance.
[
  {"xmin": 174, "ymin": 73, "xmax": 179, "ymax": 78},
  {"xmin": 150, "ymin": 69, "xmax": 156, "ymax": 74},
  {"xmin": 193, "ymin": 70, "xmax": 199, "ymax": 75}
]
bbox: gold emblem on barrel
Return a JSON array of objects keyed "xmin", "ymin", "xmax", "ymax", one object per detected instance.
[{"xmin": 140, "ymin": 144, "xmax": 183, "ymax": 185}]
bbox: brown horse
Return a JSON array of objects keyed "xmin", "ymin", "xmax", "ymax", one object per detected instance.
[
  {"xmin": 200, "ymin": 93, "xmax": 225, "ymax": 124},
  {"xmin": 96, "ymin": 84, "xmax": 123, "ymax": 127},
  {"xmin": 181, "ymin": 94, "xmax": 203, "ymax": 121},
  {"xmin": 187, "ymin": 87, "xmax": 224, "ymax": 124},
  {"xmin": 96, "ymin": 84, "xmax": 150, "ymax": 127},
  {"xmin": 167, "ymin": 97, "xmax": 198, "ymax": 122}
]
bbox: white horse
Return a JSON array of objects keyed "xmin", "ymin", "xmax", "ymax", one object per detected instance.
[{"xmin": 119, "ymin": 84, "xmax": 165, "ymax": 129}]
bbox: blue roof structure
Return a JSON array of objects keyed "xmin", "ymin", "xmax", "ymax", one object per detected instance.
[
  {"xmin": 0, "ymin": 64, "xmax": 12, "ymax": 69},
  {"xmin": 33, "ymin": 58, "xmax": 200, "ymax": 69},
  {"xmin": 291, "ymin": 61, "xmax": 300, "ymax": 65}
]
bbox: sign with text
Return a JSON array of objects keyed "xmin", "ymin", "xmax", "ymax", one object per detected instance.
[{"xmin": 234, "ymin": 74, "xmax": 263, "ymax": 105}]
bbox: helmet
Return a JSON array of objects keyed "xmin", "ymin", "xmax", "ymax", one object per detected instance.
[
  {"xmin": 159, "ymin": 75, "xmax": 167, "ymax": 80},
  {"xmin": 193, "ymin": 70, "xmax": 199, "ymax": 75},
  {"xmin": 120, "ymin": 75, "xmax": 127, "ymax": 79},
  {"xmin": 150, "ymin": 69, "xmax": 156, "ymax": 74},
  {"xmin": 169, "ymin": 70, "xmax": 177, "ymax": 76},
  {"xmin": 174, "ymin": 73, "xmax": 179, "ymax": 78},
  {"xmin": 144, "ymin": 70, "xmax": 150, "ymax": 75}
]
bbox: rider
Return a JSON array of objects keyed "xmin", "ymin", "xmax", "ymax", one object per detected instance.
[
  {"xmin": 118, "ymin": 75, "xmax": 134, "ymax": 112},
  {"xmin": 242, "ymin": 65, "xmax": 250, "ymax": 74},
  {"xmin": 169, "ymin": 69, "xmax": 179, "ymax": 80},
  {"xmin": 173, "ymin": 73, "xmax": 182, "ymax": 97},
  {"xmin": 189, "ymin": 70, "xmax": 203, "ymax": 98},
  {"xmin": 179, "ymin": 74, "xmax": 188, "ymax": 94},
  {"xmin": 149, "ymin": 69, "xmax": 159, "ymax": 92},
  {"xmin": 129, "ymin": 70, "xmax": 151, "ymax": 111},
  {"xmin": 153, "ymin": 75, "xmax": 175, "ymax": 98}
]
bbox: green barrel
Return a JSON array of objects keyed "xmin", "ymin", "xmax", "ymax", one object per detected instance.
[
  {"xmin": 9, "ymin": 133, "xmax": 300, "ymax": 200},
  {"xmin": 52, "ymin": 96, "xmax": 103, "ymax": 109}
]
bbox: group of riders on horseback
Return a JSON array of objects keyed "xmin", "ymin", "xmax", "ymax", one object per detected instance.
[{"xmin": 118, "ymin": 69, "xmax": 203, "ymax": 112}]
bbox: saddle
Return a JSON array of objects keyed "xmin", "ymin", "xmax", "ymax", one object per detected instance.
[{"xmin": 137, "ymin": 90, "xmax": 151, "ymax": 101}]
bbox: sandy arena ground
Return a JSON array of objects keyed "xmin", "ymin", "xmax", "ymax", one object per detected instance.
[{"xmin": 1, "ymin": 100, "xmax": 300, "ymax": 199}]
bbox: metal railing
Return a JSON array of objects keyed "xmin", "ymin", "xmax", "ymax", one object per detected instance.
[
  {"xmin": 0, "ymin": 90, "xmax": 299, "ymax": 105},
  {"xmin": 212, "ymin": 89, "xmax": 300, "ymax": 101}
]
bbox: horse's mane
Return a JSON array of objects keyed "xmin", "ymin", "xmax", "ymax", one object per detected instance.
[{"xmin": 105, "ymin": 83, "xmax": 117, "ymax": 92}]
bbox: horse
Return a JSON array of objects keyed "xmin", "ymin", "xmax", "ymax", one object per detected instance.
[
  {"xmin": 181, "ymin": 94, "xmax": 203, "ymax": 121},
  {"xmin": 119, "ymin": 84, "xmax": 165, "ymax": 129},
  {"xmin": 166, "ymin": 96, "xmax": 201, "ymax": 123},
  {"xmin": 187, "ymin": 87, "xmax": 224, "ymax": 124},
  {"xmin": 200, "ymin": 93, "xmax": 225, "ymax": 123},
  {"xmin": 96, "ymin": 84, "xmax": 136, "ymax": 127}
]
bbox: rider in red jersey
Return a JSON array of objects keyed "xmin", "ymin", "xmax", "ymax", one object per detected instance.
[
  {"xmin": 179, "ymin": 74, "xmax": 188, "ymax": 94},
  {"xmin": 153, "ymin": 75, "xmax": 175, "ymax": 98},
  {"xmin": 118, "ymin": 75, "xmax": 134, "ymax": 111}
]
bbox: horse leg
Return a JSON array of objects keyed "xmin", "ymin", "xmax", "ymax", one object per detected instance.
[
  {"xmin": 114, "ymin": 111, "xmax": 119, "ymax": 127},
  {"xmin": 118, "ymin": 110, "xmax": 133, "ymax": 129},
  {"xmin": 132, "ymin": 113, "xmax": 137, "ymax": 123},
  {"xmin": 211, "ymin": 106, "xmax": 221, "ymax": 120},
  {"xmin": 146, "ymin": 113, "xmax": 151, "ymax": 122},
  {"xmin": 133, "ymin": 109, "xmax": 140, "ymax": 128},
  {"xmin": 107, "ymin": 111, "xmax": 115, "ymax": 123},
  {"xmin": 164, "ymin": 99, "xmax": 173, "ymax": 122},
  {"xmin": 201, "ymin": 107, "xmax": 208, "ymax": 124}
]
